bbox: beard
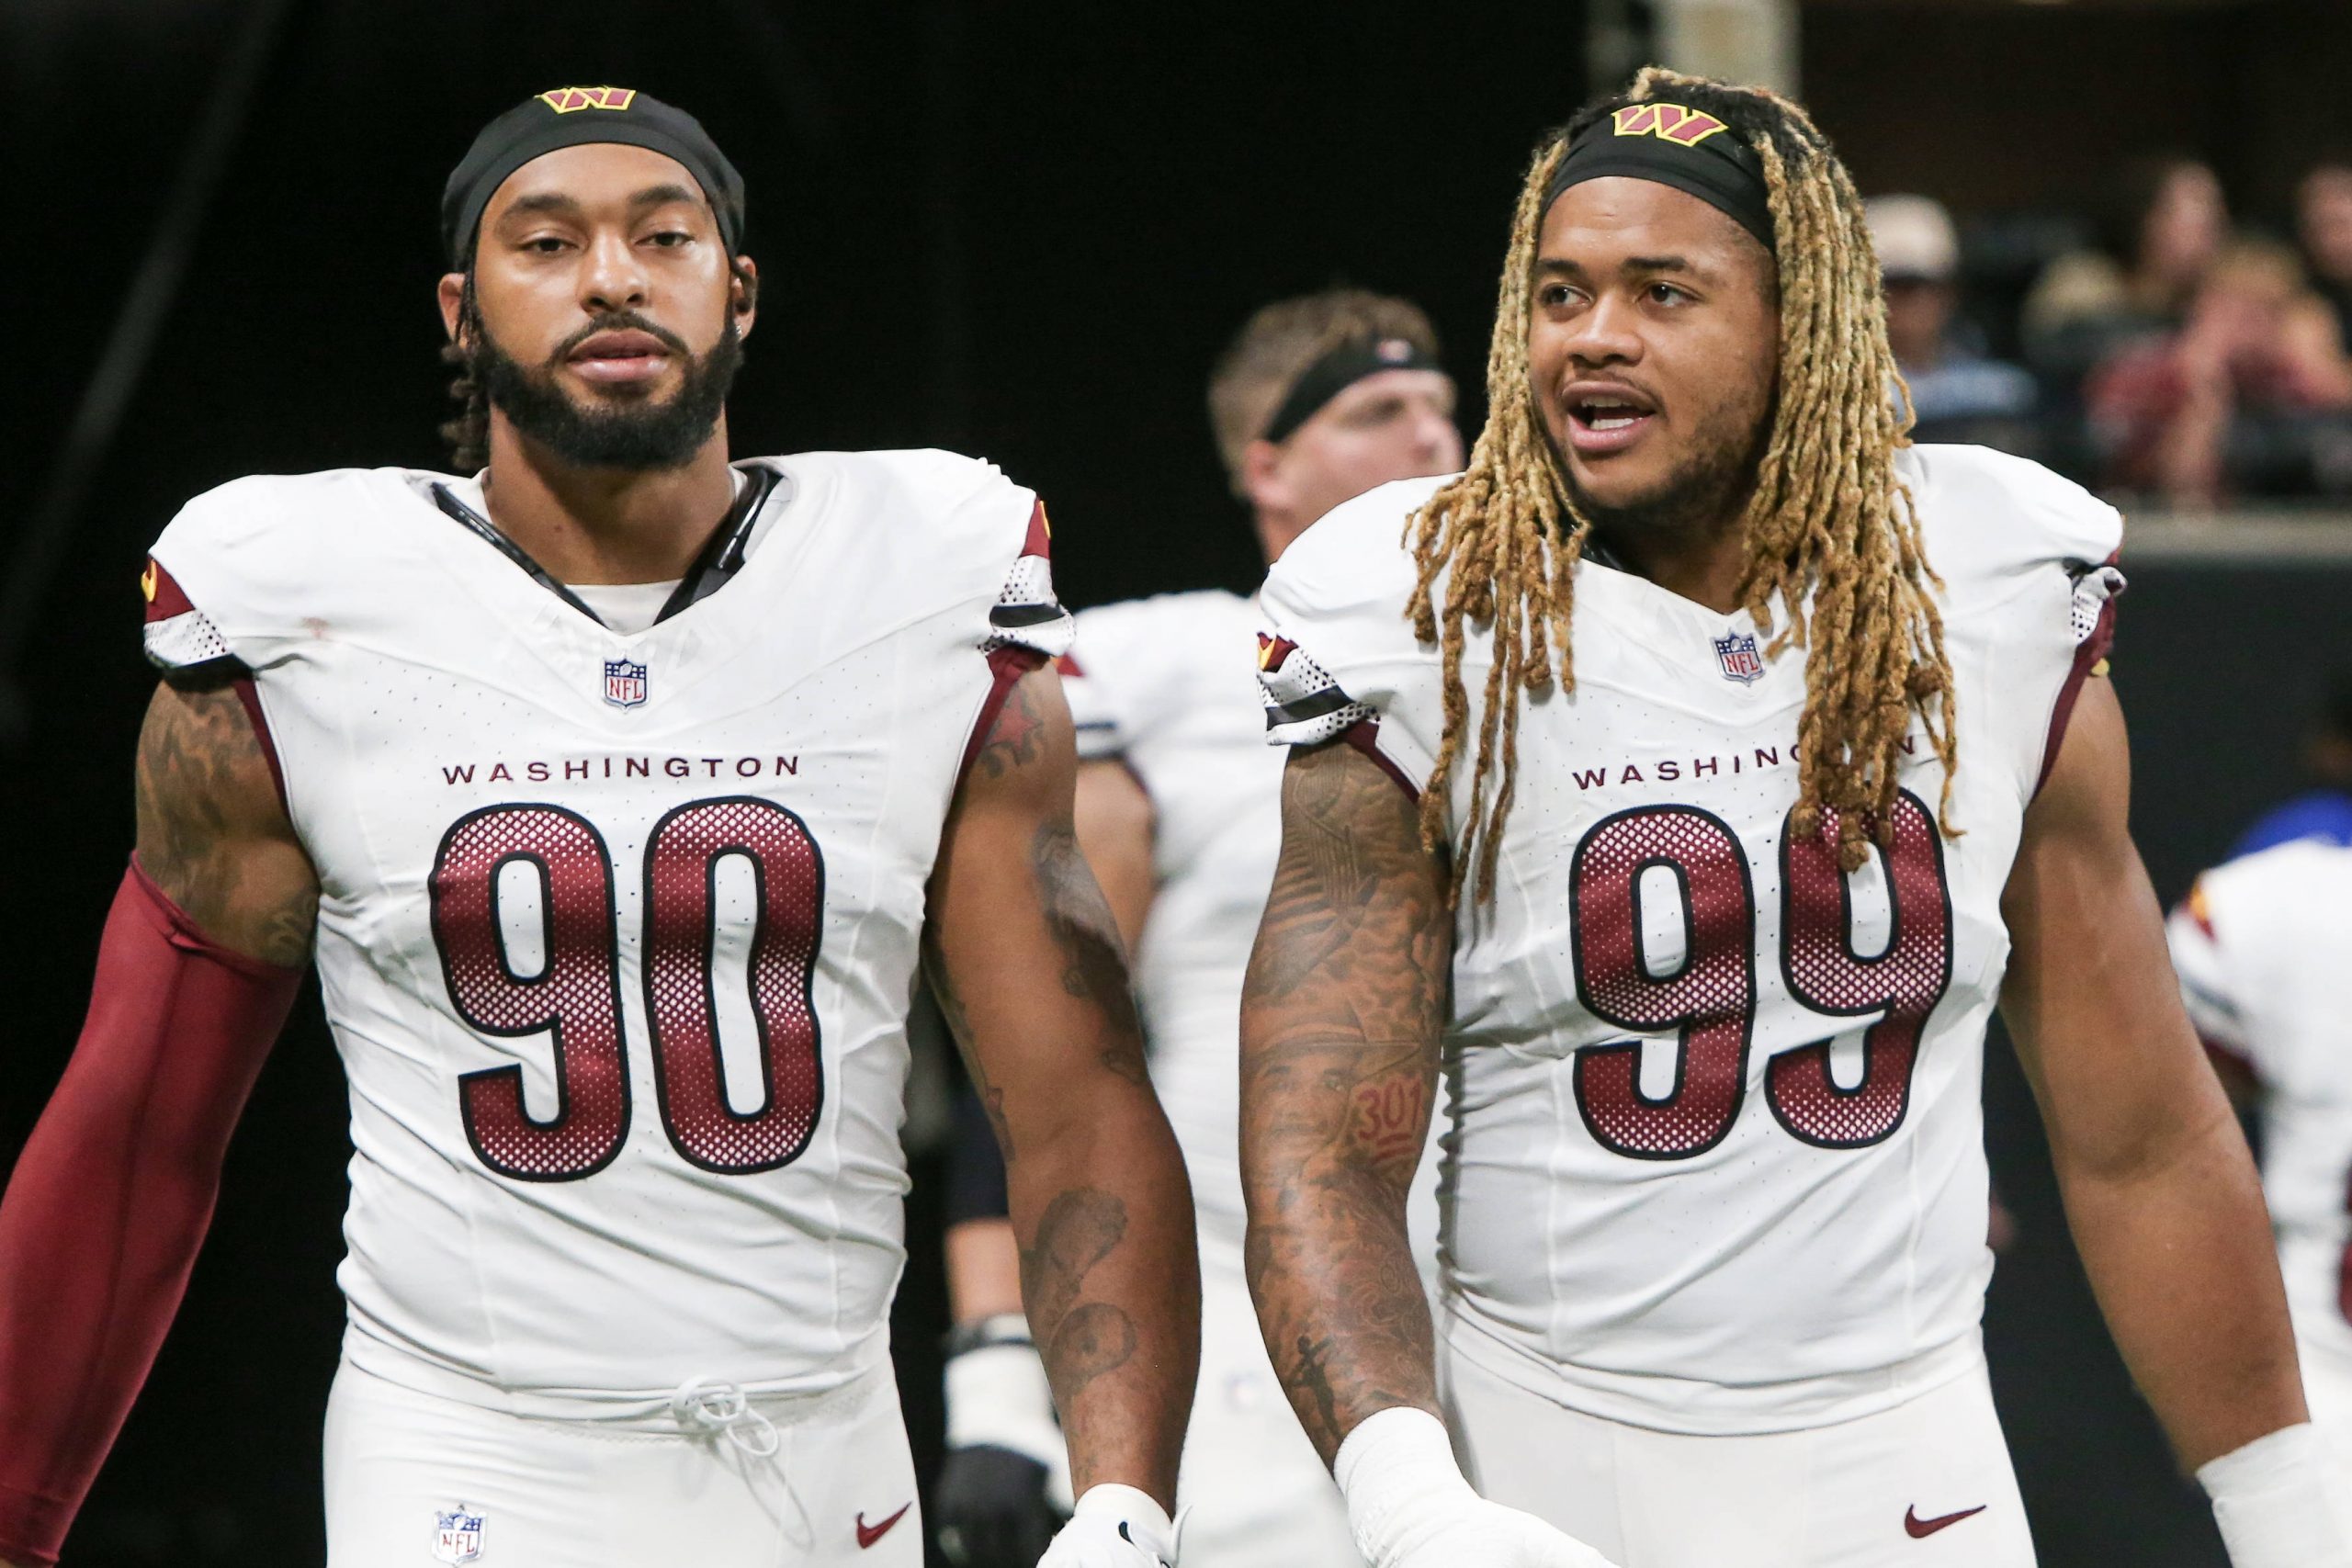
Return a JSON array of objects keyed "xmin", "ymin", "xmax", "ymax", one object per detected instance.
[
  {"xmin": 1559, "ymin": 400, "xmax": 1770, "ymax": 546},
  {"xmin": 471, "ymin": 309, "xmax": 743, "ymax": 471}
]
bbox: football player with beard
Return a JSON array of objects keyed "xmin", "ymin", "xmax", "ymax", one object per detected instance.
[{"xmin": 0, "ymin": 88, "xmax": 1197, "ymax": 1568}]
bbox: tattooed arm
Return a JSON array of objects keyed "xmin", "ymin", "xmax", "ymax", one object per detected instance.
[
  {"xmin": 0, "ymin": 682, "xmax": 315, "ymax": 1568},
  {"xmin": 925, "ymin": 662, "xmax": 1198, "ymax": 1512},
  {"xmin": 1238, "ymin": 738, "xmax": 1450, "ymax": 1465},
  {"xmin": 1239, "ymin": 742, "xmax": 1612, "ymax": 1568},
  {"xmin": 134, "ymin": 681, "xmax": 319, "ymax": 962}
]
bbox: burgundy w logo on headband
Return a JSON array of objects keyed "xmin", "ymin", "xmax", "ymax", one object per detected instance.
[
  {"xmin": 537, "ymin": 86, "xmax": 638, "ymax": 114},
  {"xmin": 1611, "ymin": 103, "xmax": 1730, "ymax": 147}
]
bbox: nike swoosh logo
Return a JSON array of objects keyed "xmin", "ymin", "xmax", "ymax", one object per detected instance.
[
  {"xmin": 856, "ymin": 1503, "xmax": 912, "ymax": 1550},
  {"xmin": 1905, "ymin": 1504, "xmax": 1986, "ymax": 1539}
]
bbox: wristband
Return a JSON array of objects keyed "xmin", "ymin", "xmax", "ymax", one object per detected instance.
[
  {"xmin": 1070, "ymin": 1483, "xmax": 1176, "ymax": 1562},
  {"xmin": 1333, "ymin": 1407, "xmax": 1476, "ymax": 1566},
  {"xmin": 2197, "ymin": 1423, "xmax": 2352, "ymax": 1568}
]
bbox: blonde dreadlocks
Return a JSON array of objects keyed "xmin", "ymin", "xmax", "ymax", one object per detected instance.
[{"xmin": 1409, "ymin": 67, "xmax": 1958, "ymax": 900}]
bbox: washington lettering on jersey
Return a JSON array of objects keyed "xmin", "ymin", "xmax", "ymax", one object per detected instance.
[
  {"xmin": 141, "ymin": 452, "xmax": 1069, "ymax": 1418},
  {"xmin": 436, "ymin": 754, "xmax": 802, "ymax": 785},
  {"xmin": 1257, "ymin": 444, "xmax": 2122, "ymax": 1435}
]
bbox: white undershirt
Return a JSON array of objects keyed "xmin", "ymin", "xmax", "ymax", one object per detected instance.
[{"xmin": 569, "ymin": 580, "xmax": 682, "ymax": 637}]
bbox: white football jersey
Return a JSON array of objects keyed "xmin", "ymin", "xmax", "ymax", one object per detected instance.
[
  {"xmin": 1061, "ymin": 591, "xmax": 1442, "ymax": 1280},
  {"xmin": 141, "ymin": 453, "xmax": 1069, "ymax": 1418},
  {"xmin": 2169, "ymin": 840, "xmax": 2352, "ymax": 1371},
  {"xmin": 1256, "ymin": 445, "xmax": 2122, "ymax": 1434},
  {"xmin": 1061, "ymin": 591, "xmax": 1284, "ymax": 1270}
]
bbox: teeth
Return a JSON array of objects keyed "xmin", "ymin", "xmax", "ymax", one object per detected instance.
[{"xmin": 1590, "ymin": 414, "xmax": 1638, "ymax": 431}]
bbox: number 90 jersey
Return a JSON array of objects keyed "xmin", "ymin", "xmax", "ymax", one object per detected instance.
[
  {"xmin": 1256, "ymin": 445, "xmax": 2121, "ymax": 1435},
  {"xmin": 141, "ymin": 452, "xmax": 1069, "ymax": 1418}
]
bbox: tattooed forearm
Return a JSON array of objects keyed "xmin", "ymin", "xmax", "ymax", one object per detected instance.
[
  {"xmin": 1032, "ymin": 816, "xmax": 1151, "ymax": 1086},
  {"xmin": 133, "ymin": 682, "xmax": 319, "ymax": 967},
  {"xmin": 932, "ymin": 662, "xmax": 1199, "ymax": 1503},
  {"xmin": 1020, "ymin": 1186, "xmax": 1140, "ymax": 1406},
  {"xmin": 1240, "ymin": 741, "xmax": 1451, "ymax": 1463}
]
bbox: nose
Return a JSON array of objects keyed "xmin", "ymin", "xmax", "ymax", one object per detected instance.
[
  {"xmin": 579, "ymin": 230, "xmax": 649, "ymax": 314},
  {"xmin": 1563, "ymin": 290, "xmax": 1643, "ymax": 369}
]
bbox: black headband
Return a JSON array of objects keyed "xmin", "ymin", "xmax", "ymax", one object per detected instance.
[
  {"xmin": 1260, "ymin": 335, "xmax": 1443, "ymax": 446},
  {"xmin": 1543, "ymin": 102, "xmax": 1773, "ymax": 251},
  {"xmin": 442, "ymin": 87, "xmax": 746, "ymax": 267}
]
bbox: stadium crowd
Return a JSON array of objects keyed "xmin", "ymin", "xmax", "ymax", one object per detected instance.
[{"xmin": 1868, "ymin": 156, "xmax": 2352, "ymax": 509}]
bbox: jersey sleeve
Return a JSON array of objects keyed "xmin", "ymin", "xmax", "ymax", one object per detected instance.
[
  {"xmin": 1254, "ymin": 477, "xmax": 1450, "ymax": 795},
  {"xmin": 141, "ymin": 557, "xmax": 245, "ymax": 686},
  {"xmin": 139, "ymin": 475, "xmax": 323, "ymax": 687},
  {"xmin": 980, "ymin": 494, "xmax": 1075, "ymax": 662},
  {"xmin": 2166, "ymin": 874, "xmax": 2256, "ymax": 1075},
  {"xmin": 1059, "ymin": 597, "xmax": 1205, "ymax": 764},
  {"xmin": 1901, "ymin": 446, "xmax": 2125, "ymax": 801}
]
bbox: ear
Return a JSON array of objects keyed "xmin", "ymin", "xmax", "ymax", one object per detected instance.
[
  {"xmin": 730, "ymin": 255, "xmax": 758, "ymax": 341},
  {"xmin": 437, "ymin": 273, "xmax": 469, "ymax": 344},
  {"xmin": 1239, "ymin": 437, "xmax": 1289, "ymax": 514}
]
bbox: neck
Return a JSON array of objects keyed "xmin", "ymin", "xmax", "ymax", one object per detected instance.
[
  {"xmin": 480, "ymin": 416, "xmax": 737, "ymax": 585},
  {"xmin": 1591, "ymin": 506, "xmax": 1750, "ymax": 615},
  {"xmin": 1253, "ymin": 504, "xmax": 1311, "ymax": 567}
]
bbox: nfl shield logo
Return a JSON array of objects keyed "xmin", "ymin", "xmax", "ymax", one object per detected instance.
[
  {"xmin": 1713, "ymin": 631, "xmax": 1765, "ymax": 685},
  {"xmin": 432, "ymin": 1506, "xmax": 485, "ymax": 1563},
  {"xmin": 603, "ymin": 659, "xmax": 648, "ymax": 708}
]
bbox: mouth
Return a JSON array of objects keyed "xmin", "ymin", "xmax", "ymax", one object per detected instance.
[
  {"xmin": 564, "ymin": 329, "xmax": 675, "ymax": 388},
  {"xmin": 1562, "ymin": 383, "xmax": 1658, "ymax": 457}
]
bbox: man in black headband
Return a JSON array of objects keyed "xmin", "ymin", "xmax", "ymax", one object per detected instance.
[
  {"xmin": 933, "ymin": 289, "xmax": 1459, "ymax": 1568},
  {"xmin": 1239, "ymin": 68, "xmax": 2351, "ymax": 1568},
  {"xmin": 0, "ymin": 87, "xmax": 1199, "ymax": 1568}
]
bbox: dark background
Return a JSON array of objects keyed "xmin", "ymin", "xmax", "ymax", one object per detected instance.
[{"xmin": 4, "ymin": 2, "xmax": 2350, "ymax": 1564}]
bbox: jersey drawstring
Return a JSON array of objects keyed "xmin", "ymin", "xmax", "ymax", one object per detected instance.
[
  {"xmin": 669, "ymin": 1376, "xmax": 814, "ymax": 1552},
  {"xmin": 670, "ymin": 1376, "xmax": 783, "ymax": 1458}
]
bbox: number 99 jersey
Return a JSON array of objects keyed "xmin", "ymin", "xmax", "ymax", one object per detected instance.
[
  {"xmin": 140, "ymin": 452, "xmax": 1069, "ymax": 1419},
  {"xmin": 1256, "ymin": 445, "xmax": 2122, "ymax": 1436}
]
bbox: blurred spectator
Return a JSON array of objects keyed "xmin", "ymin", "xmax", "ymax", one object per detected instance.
[
  {"xmin": 1866, "ymin": 194, "xmax": 2040, "ymax": 457},
  {"xmin": 2023, "ymin": 157, "xmax": 2228, "ymax": 389},
  {"xmin": 2086, "ymin": 239, "xmax": 2352, "ymax": 504},
  {"xmin": 2297, "ymin": 158, "xmax": 2352, "ymax": 345}
]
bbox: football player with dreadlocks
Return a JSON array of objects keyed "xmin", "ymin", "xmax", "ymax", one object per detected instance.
[{"xmin": 1239, "ymin": 69, "xmax": 2351, "ymax": 1568}]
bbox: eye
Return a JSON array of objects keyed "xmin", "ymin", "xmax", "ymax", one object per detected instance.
[
  {"xmin": 1538, "ymin": 283, "xmax": 1577, "ymax": 309},
  {"xmin": 522, "ymin": 235, "xmax": 571, "ymax": 255},
  {"xmin": 645, "ymin": 229, "xmax": 695, "ymax": 248},
  {"xmin": 1646, "ymin": 281, "xmax": 1691, "ymax": 306}
]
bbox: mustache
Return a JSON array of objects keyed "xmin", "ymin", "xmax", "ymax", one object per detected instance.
[{"xmin": 547, "ymin": 311, "xmax": 693, "ymax": 365}]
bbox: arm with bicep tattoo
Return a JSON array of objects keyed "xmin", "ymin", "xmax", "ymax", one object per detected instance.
[
  {"xmin": 923, "ymin": 664, "xmax": 1197, "ymax": 1530},
  {"xmin": 1238, "ymin": 739, "xmax": 1452, "ymax": 1464},
  {"xmin": 0, "ymin": 682, "xmax": 315, "ymax": 1568}
]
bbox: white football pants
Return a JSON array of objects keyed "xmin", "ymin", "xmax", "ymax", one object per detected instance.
[
  {"xmin": 323, "ymin": 1356, "xmax": 922, "ymax": 1568},
  {"xmin": 1441, "ymin": 1336, "xmax": 2037, "ymax": 1568},
  {"xmin": 1175, "ymin": 1261, "xmax": 1364, "ymax": 1566}
]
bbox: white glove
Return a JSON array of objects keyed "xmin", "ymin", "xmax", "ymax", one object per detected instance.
[
  {"xmin": 1336, "ymin": 1407, "xmax": 1620, "ymax": 1568},
  {"xmin": 2199, "ymin": 1423, "xmax": 2352, "ymax": 1568},
  {"xmin": 1035, "ymin": 1484, "xmax": 1179, "ymax": 1567}
]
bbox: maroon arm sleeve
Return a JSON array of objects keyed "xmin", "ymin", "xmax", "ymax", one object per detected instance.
[{"xmin": 0, "ymin": 862, "xmax": 300, "ymax": 1567}]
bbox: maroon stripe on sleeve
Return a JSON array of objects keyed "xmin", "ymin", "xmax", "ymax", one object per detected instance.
[
  {"xmin": 1343, "ymin": 717, "xmax": 1419, "ymax": 804},
  {"xmin": 956, "ymin": 646, "xmax": 1050, "ymax": 790},
  {"xmin": 2034, "ymin": 582, "xmax": 2120, "ymax": 800},
  {"xmin": 230, "ymin": 678, "xmax": 288, "ymax": 815}
]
